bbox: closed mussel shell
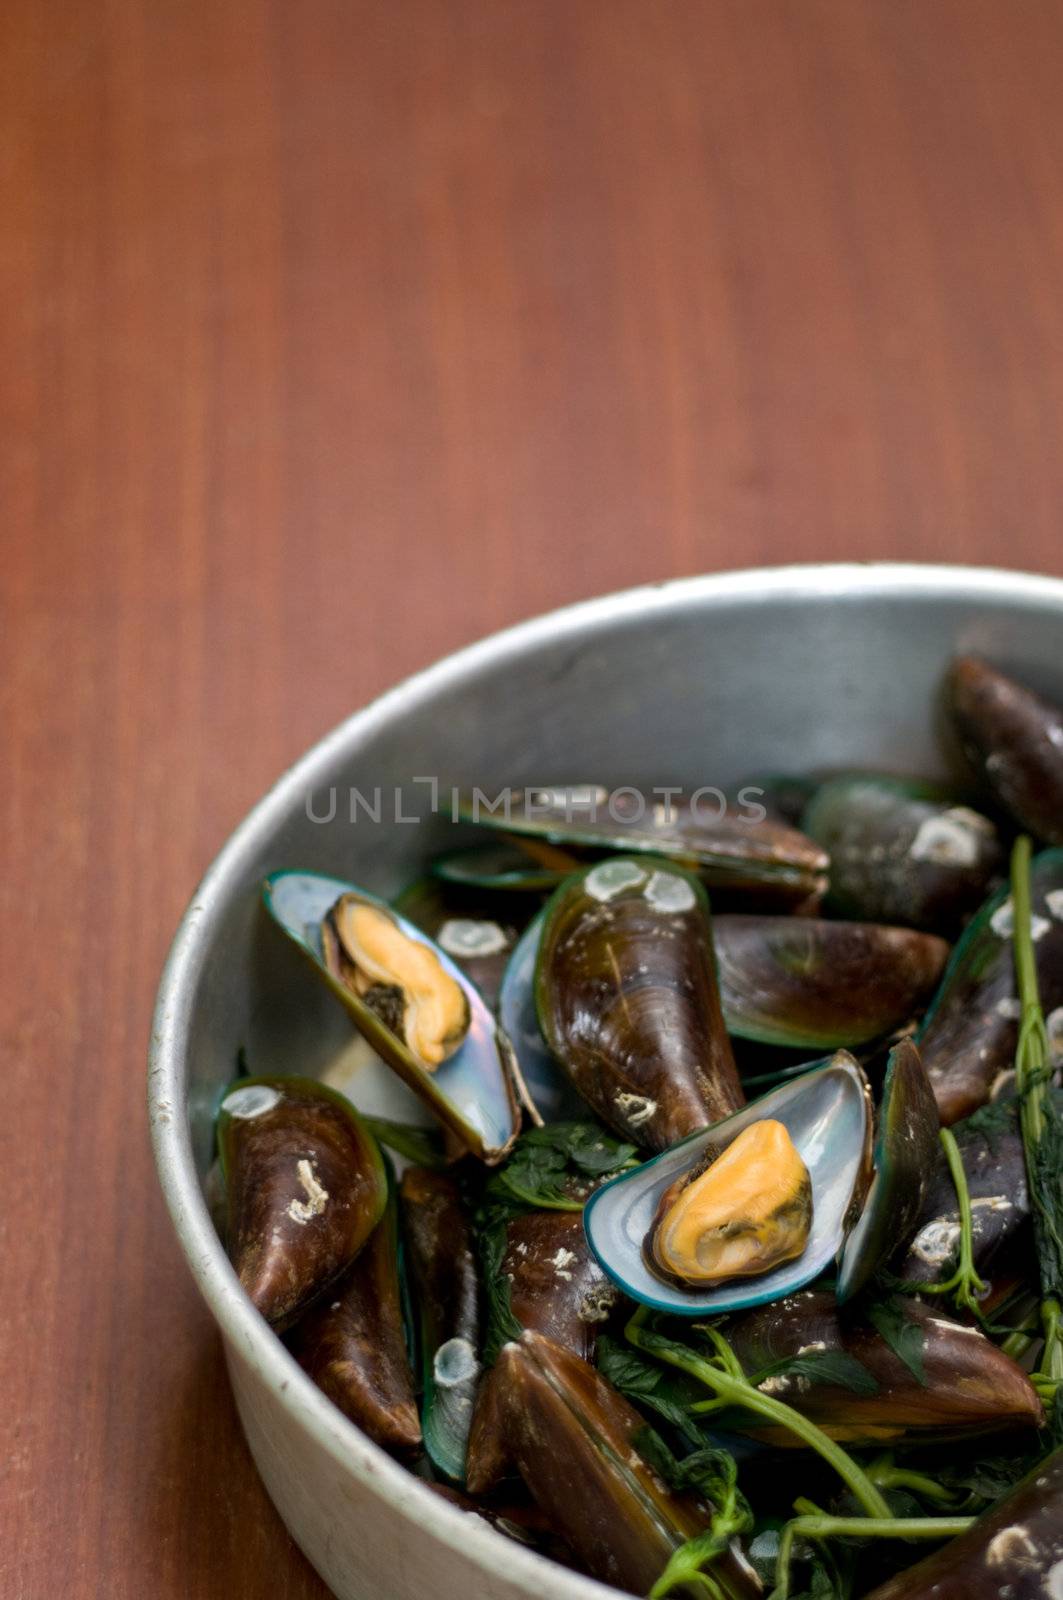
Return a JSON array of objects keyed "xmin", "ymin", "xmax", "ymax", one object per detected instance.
[
  {"xmin": 802, "ymin": 775, "xmax": 1002, "ymax": 933},
  {"xmin": 722, "ymin": 1290, "xmax": 1042, "ymax": 1445},
  {"xmin": 948, "ymin": 655, "xmax": 1063, "ymax": 845},
  {"xmin": 916, "ymin": 848, "xmax": 1063, "ymax": 1124},
  {"xmin": 465, "ymin": 1330, "xmax": 760, "ymax": 1598},
  {"xmin": 457, "ymin": 785, "xmax": 828, "ymax": 904},
  {"xmin": 713, "ymin": 914, "xmax": 950, "ymax": 1051},
  {"xmin": 216, "ymin": 1076, "xmax": 387, "ymax": 1329},
  {"xmin": 890, "ymin": 1094, "xmax": 1049, "ymax": 1308},
  {"xmin": 535, "ymin": 857, "xmax": 745, "ymax": 1150},
  {"xmin": 287, "ymin": 1177, "xmax": 421, "ymax": 1457}
]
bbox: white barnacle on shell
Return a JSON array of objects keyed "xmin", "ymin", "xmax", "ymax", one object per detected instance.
[{"xmin": 286, "ymin": 1158, "xmax": 329, "ymax": 1225}]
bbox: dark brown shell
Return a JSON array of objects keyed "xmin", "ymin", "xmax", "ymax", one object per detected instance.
[
  {"xmin": 535, "ymin": 859, "xmax": 744, "ymax": 1150},
  {"xmin": 723, "ymin": 1290, "xmax": 1042, "ymax": 1445},
  {"xmin": 713, "ymin": 914, "xmax": 949, "ymax": 1050},
  {"xmin": 948, "ymin": 655, "xmax": 1063, "ymax": 844},
  {"xmin": 217, "ymin": 1078, "xmax": 387, "ymax": 1329},
  {"xmin": 287, "ymin": 1206, "xmax": 420, "ymax": 1457},
  {"xmin": 465, "ymin": 1330, "xmax": 760, "ymax": 1598}
]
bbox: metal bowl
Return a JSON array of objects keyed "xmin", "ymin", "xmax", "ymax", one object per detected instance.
[{"xmin": 149, "ymin": 562, "xmax": 1063, "ymax": 1600}]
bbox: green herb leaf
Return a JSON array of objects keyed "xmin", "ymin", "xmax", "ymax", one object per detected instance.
[
  {"xmin": 597, "ymin": 1335, "xmax": 706, "ymax": 1447},
  {"xmin": 485, "ymin": 1121, "xmax": 638, "ymax": 1214},
  {"xmin": 479, "ymin": 1216, "xmax": 523, "ymax": 1367},
  {"xmin": 865, "ymin": 1297, "xmax": 927, "ymax": 1386}
]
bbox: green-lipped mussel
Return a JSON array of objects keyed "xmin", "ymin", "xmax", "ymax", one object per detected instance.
[
  {"xmin": 802, "ymin": 775, "xmax": 1003, "ymax": 933},
  {"xmin": 534, "ymin": 857, "xmax": 745, "ymax": 1150},
  {"xmin": 209, "ymin": 649, "xmax": 1063, "ymax": 1600},
  {"xmin": 948, "ymin": 655, "xmax": 1063, "ymax": 845},
  {"xmin": 216, "ymin": 1076, "xmax": 387, "ymax": 1328}
]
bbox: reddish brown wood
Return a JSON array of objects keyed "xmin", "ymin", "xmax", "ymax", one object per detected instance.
[{"xmin": 4, "ymin": 1, "xmax": 1063, "ymax": 1594}]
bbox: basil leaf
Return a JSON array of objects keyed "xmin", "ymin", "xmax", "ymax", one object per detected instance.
[{"xmin": 866, "ymin": 1296, "xmax": 927, "ymax": 1386}]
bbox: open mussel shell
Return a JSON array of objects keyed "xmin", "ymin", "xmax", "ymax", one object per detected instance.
[
  {"xmin": 722, "ymin": 1290, "xmax": 1043, "ymax": 1445},
  {"xmin": 802, "ymin": 775, "xmax": 1002, "ymax": 933},
  {"xmin": 861, "ymin": 1447, "xmax": 1063, "ymax": 1600},
  {"xmin": 263, "ymin": 871, "xmax": 534, "ymax": 1163},
  {"xmin": 836, "ymin": 1039, "xmax": 940, "ymax": 1303},
  {"xmin": 916, "ymin": 847, "xmax": 1063, "ymax": 1124},
  {"xmin": 394, "ymin": 873, "xmax": 530, "ymax": 1012},
  {"xmin": 286, "ymin": 1171, "xmax": 420, "ymax": 1456},
  {"xmin": 583, "ymin": 1052, "xmax": 872, "ymax": 1315},
  {"xmin": 535, "ymin": 857, "xmax": 745, "ymax": 1150},
  {"xmin": 713, "ymin": 914, "xmax": 950, "ymax": 1050},
  {"xmin": 948, "ymin": 655, "xmax": 1063, "ymax": 845},
  {"xmin": 465, "ymin": 1330, "xmax": 761, "ymax": 1599},
  {"xmin": 456, "ymin": 784, "xmax": 829, "ymax": 902},
  {"xmin": 216, "ymin": 1075, "xmax": 387, "ymax": 1329},
  {"xmin": 497, "ymin": 912, "xmax": 585, "ymax": 1122}
]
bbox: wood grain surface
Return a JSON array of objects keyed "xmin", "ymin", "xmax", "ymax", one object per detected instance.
[{"xmin": 4, "ymin": 2, "xmax": 1063, "ymax": 1595}]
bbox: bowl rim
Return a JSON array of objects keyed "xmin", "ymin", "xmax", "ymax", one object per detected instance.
[{"xmin": 148, "ymin": 560, "xmax": 1063, "ymax": 1598}]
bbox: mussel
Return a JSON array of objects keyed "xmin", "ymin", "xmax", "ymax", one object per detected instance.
[
  {"xmin": 216, "ymin": 1076, "xmax": 387, "ymax": 1328},
  {"xmin": 948, "ymin": 655, "xmax": 1063, "ymax": 844},
  {"xmin": 645, "ymin": 1119, "xmax": 813, "ymax": 1289},
  {"xmin": 713, "ymin": 914, "xmax": 950, "ymax": 1050},
  {"xmin": 323, "ymin": 892, "xmax": 470, "ymax": 1067},
  {"xmin": 395, "ymin": 873, "xmax": 530, "ymax": 1011},
  {"xmin": 836, "ymin": 1039, "xmax": 940, "ymax": 1302},
  {"xmin": 263, "ymin": 871, "xmax": 534, "ymax": 1162},
  {"xmin": 802, "ymin": 775, "xmax": 1002, "ymax": 933},
  {"xmin": 498, "ymin": 912, "xmax": 586, "ymax": 1122},
  {"xmin": 286, "ymin": 1176, "xmax": 420, "ymax": 1456},
  {"xmin": 465, "ymin": 1329, "xmax": 761, "ymax": 1599},
  {"xmin": 915, "ymin": 848, "xmax": 1063, "ymax": 1124},
  {"xmin": 535, "ymin": 858, "xmax": 745, "ymax": 1150},
  {"xmin": 400, "ymin": 1166, "xmax": 481, "ymax": 1481},
  {"xmin": 498, "ymin": 1209, "xmax": 619, "ymax": 1360},
  {"xmin": 457, "ymin": 783, "xmax": 829, "ymax": 904},
  {"xmin": 890, "ymin": 1093, "xmax": 1048, "ymax": 1309},
  {"xmin": 584, "ymin": 1053, "xmax": 871, "ymax": 1315},
  {"xmin": 722, "ymin": 1290, "xmax": 1043, "ymax": 1445},
  {"xmin": 861, "ymin": 1447, "xmax": 1063, "ymax": 1600}
]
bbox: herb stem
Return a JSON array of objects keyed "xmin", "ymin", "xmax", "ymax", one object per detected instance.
[
  {"xmin": 625, "ymin": 1315, "xmax": 892, "ymax": 1521},
  {"xmin": 768, "ymin": 1514, "xmax": 973, "ymax": 1600},
  {"xmin": 1011, "ymin": 836, "xmax": 1063, "ymax": 1383},
  {"xmin": 895, "ymin": 1127, "xmax": 987, "ymax": 1317},
  {"xmin": 867, "ymin": 1455, "xmax": 962, "ymax": 1508}
]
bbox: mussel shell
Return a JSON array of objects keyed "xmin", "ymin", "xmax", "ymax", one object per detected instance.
[
  {"xmin": 860, "ymin": 1447, "xmax": 1063, "ymax": 1600},
  {"xmin": 464, "ymin": 1330, "xmax": 760, "ymax": 1598},
  {"xmin": 916, "ymin": 848, "xmax": 1063, "ymax": 1124},
  {"xmin": 890, "ymin": 1095, "xmax": 1043, "ymax": 1307},
  {"xmin": 287, "ymin": 1184, "xmax": 420, "ymax": 1456},
  {"xmin": 723, "ymin": 1290, "xmax": 1043, "ymax": 1444},
  {"xmin": 430, "ymin": 843, "xmax": 572, "ymax": 894},
  {"xmin": 498, "ymin": 912, "xmax": 586, "ymax": 1122},
  {"xmin": 457, "ymin": 785, "xmax": 829, "ymax": 902},
  {"xmin": 802, "ymin": 776, "xmax": 1002, "ymax": 933},
  {"xmin": 948, "ymin": 655, "xmax": 1063, "ymax": 845},
  {"xmin": 502, "ymin": 1210, "xmax": 619, "ymax": 1362},
  {"xmin": 713, "ymin": 914, "xmax": 950, "ymax": 1050},
  {"xmin": 535, "ymin": 858, "xmax": 745, "ymax": 1151},
  {"xmin": 216, "ymin": 1076, "xmax": 387, "ymax": 1329},
  {"xmin": 584, "ymin": 1053, "xmax": 872, "ymax": 1315},
  {"xmin": 401, "ymin": 1166, "xmax": 480, "ymax": 1482},
  {"xmin": 263, "ymin": 871, "xmax": 533, "ymax": 1162},
  {"xmin": 836, "ymin": 1039, "xmax": 940, "ymax": 1303}
]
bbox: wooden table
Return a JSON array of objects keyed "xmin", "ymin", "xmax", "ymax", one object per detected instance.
[{"xmin": 5, "ymin": 2, "xmax": 1063, "ymax": 1594}]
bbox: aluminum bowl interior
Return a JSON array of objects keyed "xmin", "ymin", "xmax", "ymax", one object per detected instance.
[{"xmin": 149, "ymin": 563, "xmax": 1063, "ymax": 1600}]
